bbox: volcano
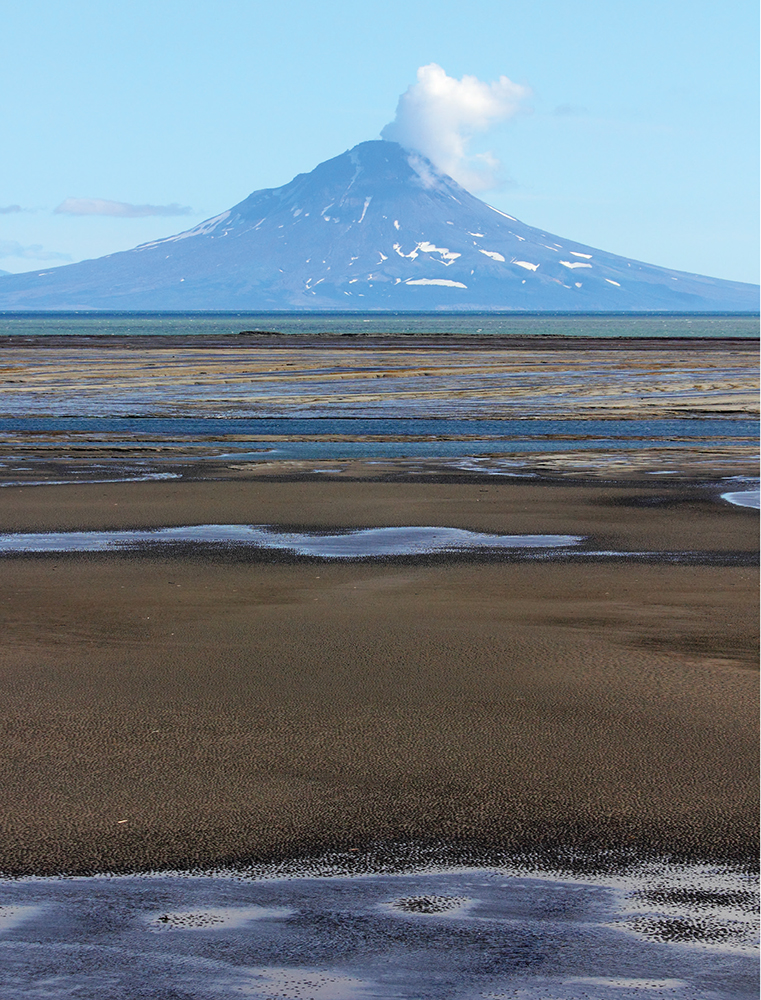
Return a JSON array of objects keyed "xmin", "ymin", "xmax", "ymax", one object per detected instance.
[{"xmin": 0, "ymin": 140, "xmax": 757, "ymax": 311}]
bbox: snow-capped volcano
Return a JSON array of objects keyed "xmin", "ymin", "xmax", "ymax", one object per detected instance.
[{"xmin": 0, "ymin": 140, "xmax": 757, "ymax": 310}]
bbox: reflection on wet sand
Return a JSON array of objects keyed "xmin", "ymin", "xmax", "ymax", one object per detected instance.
[
  {"xmin": 1, "ymin": 337, "xmax": 756, "ymax": 486},
  {"xmin": 0, "ymin": 858, "xmax": 758, "ymax": 999},
  {"xmin": 0, "ymin": 330, "xmax": 756, "ymax": 497},
  {"xmin": 0, "ymin": 524, "xmax": 584, "ymax": 555},
  {"xmin": 0, "ymin": 523, "xmax": 756, "ymax": 566},
  {"xmin": 2, "ymin": 342, "xmax": 757, "ymax": 419},
  {"xmin": 721, "ymin": 489, "xmax": 761, "ymax": 509}
]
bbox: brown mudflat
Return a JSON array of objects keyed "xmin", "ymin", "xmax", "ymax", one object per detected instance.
[{"xmin": 0, "ymin": 477, "xmax": 757, "ymax": 876}]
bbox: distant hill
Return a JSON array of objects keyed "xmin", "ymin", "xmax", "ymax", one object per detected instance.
[{"xmin": 0, "ymin": 140, "xmax": 757, "ymax": 311}]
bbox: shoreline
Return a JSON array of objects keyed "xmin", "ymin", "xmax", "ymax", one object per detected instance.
[{"xmin": 0, "ymin": 332, "xmax": 758, "ymax": 350}]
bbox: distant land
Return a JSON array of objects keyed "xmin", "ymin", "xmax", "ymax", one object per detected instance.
[{"xmin": 0, "ymin": 141, "xmax": 757, "ymax": 312}]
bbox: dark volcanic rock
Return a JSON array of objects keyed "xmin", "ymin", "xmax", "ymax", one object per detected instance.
[{"xmin": 0, "ymin": 140, "xmax": 757, "ymax": 311}]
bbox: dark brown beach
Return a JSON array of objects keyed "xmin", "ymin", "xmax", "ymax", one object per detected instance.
[{"xmin": 0, "ymin": 475, "xmax": 757, "ymax": 876}]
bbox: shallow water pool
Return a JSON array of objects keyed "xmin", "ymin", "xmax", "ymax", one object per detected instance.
[{"xmin": 1, "ymin": 856, "xmax": 757, "ymax": 999}]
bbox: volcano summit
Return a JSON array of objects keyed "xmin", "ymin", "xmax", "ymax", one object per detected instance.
[{"xmin": 0, "ymin": 140, "xmax": 757, "ymax": 311}]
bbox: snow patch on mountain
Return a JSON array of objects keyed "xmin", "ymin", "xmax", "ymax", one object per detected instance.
[
  {"xmin": 488, "ymin": 206, "xmax": 517, "ymax": 221},
  {"xmin": 135, "ymin": 211, "xmax": 232, "ymax": 250},
  {"xmin": 417, "ymin": 242, "xmax": 461, "ymax": 263},
  {"xmin": 406, "ymin": 278, "xmax": 467, "ymax": 288},
  {"xmin": 393, "ymin": 243, "xmax": 418, "ymax": 260}
]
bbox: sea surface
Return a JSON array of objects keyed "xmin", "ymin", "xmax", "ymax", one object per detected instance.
[{"xmin": 0, "ymin": 311, "xmax": 759, "ymax": 339}]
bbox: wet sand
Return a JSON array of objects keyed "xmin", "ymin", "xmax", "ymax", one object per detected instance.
[
  {"xmin": 0, "ymin": 476, "xmax": 757, "ymax": 876},
  {"xmin": 2, "ymin": 337, "xmax": 757, "ymax": 420}
]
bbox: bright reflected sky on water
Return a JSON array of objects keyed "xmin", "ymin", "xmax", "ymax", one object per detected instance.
[{"xmin": 1, "ymin": 0, "xmax": 758, "ymax": 282}]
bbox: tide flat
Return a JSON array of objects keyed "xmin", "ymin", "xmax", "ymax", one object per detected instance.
[
  {"xmin": 1, "ymin": 339, "xmax": 757, "ymax": 421},
  {"xmin": 0, "ymin": 328, "xmax": 757, "ymax": 997},
  {"xmin": 0, "ymin": 476, "xmax": 756, "ymax": 879}
]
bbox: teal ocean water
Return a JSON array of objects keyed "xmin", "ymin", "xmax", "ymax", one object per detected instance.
[{"xmin": 0, "ymin": 312, "xmax": 758, "ymax": 338}]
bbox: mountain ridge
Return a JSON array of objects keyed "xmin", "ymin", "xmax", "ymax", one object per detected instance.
[{"xmin": 0, "ymin": 140, "xmax": 757, "ymax": 311}]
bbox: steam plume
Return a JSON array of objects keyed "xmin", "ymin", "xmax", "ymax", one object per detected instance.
[{"xmin": 381, "ymin": 63, "xmax": 529, "ymax": 191}]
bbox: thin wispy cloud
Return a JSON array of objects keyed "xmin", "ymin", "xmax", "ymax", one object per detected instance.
[
  {"xmin": 0, "ymin": 240, "xmax": 71, "ymax": 261},
  {"xmin": 382, "ymin": 63, "xmax": 530, "ymax": 192},
  {"xmin": 0, "ymin": 205, "xmax": 23, "ymax": 214},
  {"xmin": 552, "ymin": 104, "xmax": 588, "ymax": 117},
  {"xmin": 54, "ymin": 198, "xmax": 193, "ymax": 218}
]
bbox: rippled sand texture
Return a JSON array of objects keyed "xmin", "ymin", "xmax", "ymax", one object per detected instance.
[
  {"xmin": 0, "ymin": 478, "xmax": 757, "ymax": 879},
  {"xmin": 1, "ymin": 343, "xmax": 757, "ymax": 418}
]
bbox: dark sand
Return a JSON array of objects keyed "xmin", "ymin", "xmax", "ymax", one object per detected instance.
[{"xmin": 0, "ymin": 477, "xmax": 757, "ymax": 876}]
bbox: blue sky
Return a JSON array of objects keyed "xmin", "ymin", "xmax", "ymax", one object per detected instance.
[{"xmin": 1, "ymin": 0, "xmax": 758, "ymax": 283}]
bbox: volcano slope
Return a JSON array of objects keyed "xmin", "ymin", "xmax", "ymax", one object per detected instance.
[{"xmin": 0, "ymin": 140, "xmax": 757, "ymax": 310}]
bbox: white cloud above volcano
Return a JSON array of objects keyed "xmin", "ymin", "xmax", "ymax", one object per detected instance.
[{"xmin": 381, "ymin": 63, "xmax": 529, "ymax": 191}]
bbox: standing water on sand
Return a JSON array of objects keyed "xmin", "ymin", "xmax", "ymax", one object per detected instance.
[{"xmin": 0, "ymin": 854, "xmax": 757, "ymax": 1000}]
